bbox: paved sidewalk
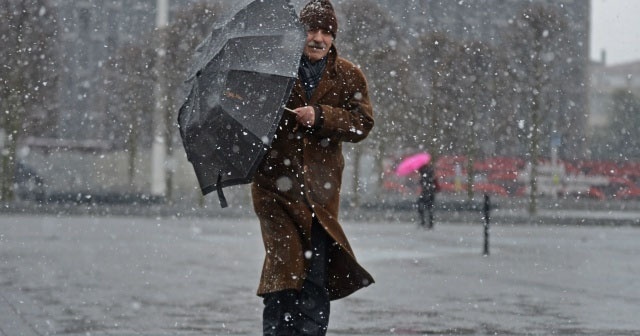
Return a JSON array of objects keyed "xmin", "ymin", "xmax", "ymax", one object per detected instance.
[{"xmin": 1, "ymin": 215, "xmax": 639, "ymax": 335}]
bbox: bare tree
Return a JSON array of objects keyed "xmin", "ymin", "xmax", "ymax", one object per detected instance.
[
  {"xmin": 590, "ymin": 89, "xmax": 640, "ymax": 161},
  {"xmin": 337, "ymin": 0, "xmax": 409, "ymax": 204},
  {"xmin": 414, "ymin": 34, "xmax": 511, "ymax": 201},
  {"xmin": 0, "ymin": 0, "xmax": 58, "ymax": 201},
  {"xmin": 162, "ymin": 2, "xmax": 222, "ymax": 200},
  {"xmin": 448, "ymin": 41, "xmax": 503, "ymax": 200},
  {"xmin": 103, "ymin": 43, "xmax": 156, "ymax": 185},
  {"xmin": 103, "ymin": 2, "xmax": 221, "ymax": 197},
  {"xmin": 503, "ymin": 3, "xmax": 568, "ymax": 214},
  {"xmin": 413, "ymin": 32, "xmax": 462, "ymax": 162}
]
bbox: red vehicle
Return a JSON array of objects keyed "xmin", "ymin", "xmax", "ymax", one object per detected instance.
[
  {"xmin": 606, "ymin": 177, "xmax": 640, "ymax": 200},
  {"xmin": 615, "ymin": 187, "xmax": 640, "ymax": 200},
  {"xmin": 438, "ymin": 181, "xmax": 508, "ymax": 197}
]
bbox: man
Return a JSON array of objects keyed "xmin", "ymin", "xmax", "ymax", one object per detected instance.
[{"xmin": 251, "ymin": 0, "xmax": 375, "ymax": 334}]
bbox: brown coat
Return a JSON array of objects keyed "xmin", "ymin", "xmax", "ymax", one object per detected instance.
[{"xmin": 251, "ymin": 46, "xmax": 374, "ymax": 301}]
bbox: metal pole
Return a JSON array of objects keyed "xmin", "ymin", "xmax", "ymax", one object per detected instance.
[
  {"xmin": 151, "ymin": 0, "xmax": 169, "ymax": 197},
  {"xmin": 483, "ymin": 194, "xmax": 490, "ymax": 256}
]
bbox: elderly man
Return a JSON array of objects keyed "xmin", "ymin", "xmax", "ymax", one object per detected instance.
[{"xmin": 251, "ymin": 0, "xmax": 375, "ymax": 334}]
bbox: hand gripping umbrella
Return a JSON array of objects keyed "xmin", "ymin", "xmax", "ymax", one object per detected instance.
[{"xmin": 178, "ymin": 0, "xmax": 305, "ymax": 207}]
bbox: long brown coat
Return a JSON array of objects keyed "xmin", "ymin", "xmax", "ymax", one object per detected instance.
[{"xmin": 251, "ymin": 46, "xmax": 374, "ymax": 301}]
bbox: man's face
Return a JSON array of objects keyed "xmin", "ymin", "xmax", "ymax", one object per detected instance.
[{"xmin": 304, "ymin": 29, "xmax": 333, "ymax": 62}]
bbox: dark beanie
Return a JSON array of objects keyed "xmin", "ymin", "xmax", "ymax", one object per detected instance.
[{"xmin": 299, "ymin": 0, "xmax": 338, "ymax": 38}]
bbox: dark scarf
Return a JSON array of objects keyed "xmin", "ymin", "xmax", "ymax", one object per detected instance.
[{"xmin": 298, "ymin": 55, "xmax": 327, "ymax": 100}]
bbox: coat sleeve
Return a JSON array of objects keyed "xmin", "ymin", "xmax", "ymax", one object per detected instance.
[{"xmin": 312, "ymin": 63, "xmax": 374, "ymax": 143}]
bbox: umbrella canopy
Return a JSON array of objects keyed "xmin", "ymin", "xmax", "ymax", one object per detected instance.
[
  {"xmin": 395, "ymin": 153, "xmax": 432, "ymax": 177},
  {"xmin": 178, "ymin": 0, "xmax": 305, "ymax": 207}
]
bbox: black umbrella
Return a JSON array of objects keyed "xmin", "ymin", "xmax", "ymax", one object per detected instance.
[{"xmin": 178, "ymin": 0, "xmax": 305, "ymax": 207}]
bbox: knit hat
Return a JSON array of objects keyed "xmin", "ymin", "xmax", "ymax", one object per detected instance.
[{"xmin": 299, "ymin": 0, "xmax": 338, "ymax": 38}]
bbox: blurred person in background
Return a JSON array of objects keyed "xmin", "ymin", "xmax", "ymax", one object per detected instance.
[{"xmin": 418, "ymin": 163, "xmax": 439, "ymax": 229}]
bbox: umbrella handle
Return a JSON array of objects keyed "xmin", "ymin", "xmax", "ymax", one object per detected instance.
[{"xmin": 283, "ymin": 106, "xmax": 298, "ymax": 115}]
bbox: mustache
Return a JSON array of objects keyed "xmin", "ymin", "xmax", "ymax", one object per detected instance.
[{"xmin": 306, "ymin": 41, "xmax": 327, "ymax": 49}]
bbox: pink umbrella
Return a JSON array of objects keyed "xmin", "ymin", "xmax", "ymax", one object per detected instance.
[{"xmin": 395, "ymin": 153, "xmax": 431, "ymax": 176}]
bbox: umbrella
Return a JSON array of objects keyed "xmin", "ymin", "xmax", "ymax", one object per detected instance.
[
  {"xmin": 395, "ymin": 153, "xmax": 432, "ymax": 177},
  {"xmin": 177, "ymin": 0, "xmax": 305, "ymax": 208}
]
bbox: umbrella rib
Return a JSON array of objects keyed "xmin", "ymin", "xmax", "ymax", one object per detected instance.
[
  {"xmin": 188, "ymin": 46, "xmax": 300, "ymax": 81},
  {"xmin": 226, "ymin": 68, "xmax": 296, "ymax": 79}
]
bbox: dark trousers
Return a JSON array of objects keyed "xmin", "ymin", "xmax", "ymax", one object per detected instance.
[
  {"xmin": 263, "ymin": 221, "xmax": 330, "ymax": 336},
  {"xmin": 418, "ymin": 195, "xmax": 435, "ymax": 229}
]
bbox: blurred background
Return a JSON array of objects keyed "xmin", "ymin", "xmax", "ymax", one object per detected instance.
[{"xmin": 1, "ymin": 0, "xmax": 639, "ymax": 215}]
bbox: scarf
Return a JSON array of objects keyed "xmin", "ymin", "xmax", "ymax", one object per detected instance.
[{"xmin": 298, "ymin": 55, "xmax": 327, "ymax": 100}]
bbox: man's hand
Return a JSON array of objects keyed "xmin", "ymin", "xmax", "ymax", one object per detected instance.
[{"xmin": 293, "ymin": 106, "xmax": 316, "ymax": 127}]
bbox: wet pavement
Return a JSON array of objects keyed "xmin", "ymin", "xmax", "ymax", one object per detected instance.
[{"xmin": 1, "ymin": 214, "xmax": 639, "ymax": 335}]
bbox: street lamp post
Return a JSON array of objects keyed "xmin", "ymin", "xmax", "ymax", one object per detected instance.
[{"xmin": 151, "ymin": 0, "xmax": 169, "ymax": 198}]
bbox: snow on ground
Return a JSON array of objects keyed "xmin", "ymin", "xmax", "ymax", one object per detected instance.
[{"xmin": 1, "ymin": 215, "xmax": 639, "ymax": 335}]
